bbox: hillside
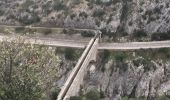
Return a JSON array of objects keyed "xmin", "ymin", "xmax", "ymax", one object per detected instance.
[{"xmin": 0, "ymin": 0, "xmax": 170, "ymax": 34}]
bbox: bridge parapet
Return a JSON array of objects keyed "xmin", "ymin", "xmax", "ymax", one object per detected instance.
[{"xmin": 57, "ymin": 34, "xmax": 100, "ymax": 100}]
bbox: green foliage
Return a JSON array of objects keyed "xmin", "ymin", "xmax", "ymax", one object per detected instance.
[
  {"xmin": 43, "ymin": 29, "xmax": 52, "ymax": 35},
  {"xmin": 132, "ymin": 29, "xmax": 147, "ymax": 38},
  {"xmin": 100, "ymin": 90, "xmax": 105, "ymax": 98},
  {"xmin": 158, "ymin": 48, "xmax": 169, "ymax": 54},
  {"xmin": 22, "ymin": 0, "xmax": 34, "ymax": 9},
  {"xmin": 85, "ymin": 90, "xmax": 100, "ymax": 100},
  {"xmin": 114, "ymin": 52, "xmax": 127, "ymax": 62},
  {"xmin": 158, "ymin": 48, "xmax": 170, "ymax": 58},
  {"xmin": 93, "ymin": 9, "xmax": 105, "ymax": 18},
  {"xmin": 50, "ymin": 89, "xmax": 61, "ymax": 100},
  {"xmin": 103, "ymin": 50, "xmax": 111, "ymax": 60},
  {"xmin": 0, "ymin": 10, "xmax": 4, "ymax": 16},
  {"xmin": 121, "ymin": 96, "xmax": 129, "ymax": 100},
  {"xmin": 151, "ymin": 32, "xmax": 170, "ymax": 41},
  {"xmin": 15, "ymin": 27, "xmax": 26, "ymax": 33},
  {"xmin": 79, "ymin": 12, "xmax": 88, "ymax": 18},
  {"xmin": 132, "ymin": 58, "xmax": 156, "ymax": 72},
  {"xmin": 155, "ymin": 95, "xmax": 170, "ymax": 100},
  {"xmin": 18, "ymin": 13, "xmax": 40, "ymax": 25},
  {"xmin": 70, "ymin": 96, "xmax": 83, "ymax": 100},
  {"xmin": 70, "ymin": 13, "xmax": 76, "ymax": 20},
  {"xmin": 72, "ymin": 0, "xmax": 82, "ymax": 5},
  {"xmin": 64, "ymin": 48, "xmax": 78, "ymax": 60},
  {"xmin": 0, "ymin": 39, "xmax": 60, "ymax": 100},
  {"xmin": 81, "ymin": 31, "xmax": 95, "ymax": 37},
  {"xmin": 53, "ymin": 1, "xmax": 67, "ymax": 11}
]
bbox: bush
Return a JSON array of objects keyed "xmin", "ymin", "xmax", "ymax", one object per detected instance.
[
  {"xmin": 85, "ymin": 90, "xmax": 100, "ymax": 100},
  {"xmin": 64, "ymin": 48, "xmax": 77, "ymax": 60},
  {"xmin": 79, "ymin": 12, "xmax": 88, "ymax": 18},
  {"xmin": 70, "ymin": 96, "xmax": 83, "ymax": 100},
  {"xmin": 70, "ymin": 13, "xmax": 76, "ymax": 20},
  {"xmin": 81, "ymin": 31, "xmax": 95, "ymax": 37},
  {"xmin": 155, "ymin": 95, "xmax": 170, "ymax": 100},
  {"xmin": 103, "ymin": 50, "xmax": 110, "ymax": 60},
  {"xmin": 15, "ymin": 27, "xmax": 25, "ymax": 33},
  {"xmin": 158, "ymin": 48, "xmax": 170, "ymax": 58},
  {"xmin": 72, "ymin": 0, "xmax": 81, "ymax": 5},
  {"xmin": 53, "ymin": 1, "xmax": 67, "ymax": 11},
  {"xmin": 93, "ymin": 9, "xmax": 105, "ymax": 18},
  {"xmin": 0, "ymin": 10, "xmax": 4, "ymax": 16},
  {"xmin": 151, "ymin": 32, "xmax": 170, "ymax": 41},
  {"xmin": 43, "ymin": 29, "xmax": 52, "ymax": 35},
  {"xmin": 50, "ymin": 89, "xmax": 60, "ymax": 100},
  {"xmin": 18, "ymin": 14, "xmax": 40, "ymax": 25},
  {"xmin": 114, "ymin": 52, "xmax": 127, "ymax": 62},
  {"xmin": 132, "ymin": 29, "xmax": 147, "ymax": 38},
  {"xmin": 133, "ymin": 58, "xmax": 156, "ymax": 72}
]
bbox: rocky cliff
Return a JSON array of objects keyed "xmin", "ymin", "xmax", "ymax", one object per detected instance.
[{"xmin": 83, "ymin": 50, "xmax": 170, "ymax": 100}]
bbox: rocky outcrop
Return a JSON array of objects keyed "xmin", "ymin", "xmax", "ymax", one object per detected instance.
[{"xmin": 83, "ymin": 58, "xmax": 170, "ymax": 99}]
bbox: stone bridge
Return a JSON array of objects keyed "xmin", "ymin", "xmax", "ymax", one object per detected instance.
[{"xmin": 57, "ymin": 33, "xmax": 100, "ymax": 100}]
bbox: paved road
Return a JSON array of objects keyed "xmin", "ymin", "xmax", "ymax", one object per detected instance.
[
  {"xmin": 99, "ymin": 41, "xmax": 170, "ymax": 50},
  {"xmin": 0, "ymin": 35, "xmax": 88, "ymax": 48},
  {"xmin": 0, "ymin": 25, "xmax": 98, "ymax": 31},
  {"xmin": 0, "ymin": 35, "xmax": 170, "ymax": 50}
]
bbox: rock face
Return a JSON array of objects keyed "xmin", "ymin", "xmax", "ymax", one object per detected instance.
[
  {"xmin": 0, "ymin": 0, "xmax": 170, "ymax": 34},
  {"xmin": 83, "ymin": 57, "xmax": 170, "ymax": 99}
]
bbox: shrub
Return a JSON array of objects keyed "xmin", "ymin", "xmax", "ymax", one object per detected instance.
[
  {"xmin": 132, "ymin": 29, "xmax": 147, "ymax": 38},
  {"xmin": 70, "ymin": 13, "xmax": 76, "ymax": 20},
  {"xmin": 0, "ymin": 10, "xmax": 4, "ymax": 16},
  {"xmin": 53, "ymin": 1, "xmax": 67, "ymax": 11},
  {"xmin": 15, "ymin": 27, "xmax": 25, "ymax": 33},
  {"xmin": 93, "ymin": 9, "xmax": 105, "ymax": 18},
  {"xmin": 70, "ymin": 96, "xmax": 83, "ymax": 100},
  {"xmin": 155, "ymin": 95, "xmax": 170, "ymax": 100},
  {"xmin": 50, "ymin": 89, "xmax": 60, "ymax": 100},
  {"xmin": 114, "ymin": 52, "xmax": 127, "ymax": 62},
  {"xmin": 43, "ymin": 29, "xmax": 52, "ymax": 35},
  {"xmin": 85, "ymin": 90, "xmax": 100, "ymax": 100},
  {"xmin": 133, "ymin": 58, "xmax": 156, "ymax": 72},
  {"xmin": 158, "ymin": 48, "xmax": 170, "ymax": 58},
  {"xmin": 100, "ymin": 91, "xmax": 105, "ymax": 98},
  {"xmin": 81, "ymin": 31, "xmax": 95, "ymax": 37},
  {"xmin": 22, "ymin": 0, "xmax": 34, "ymax": 9},
  {"xmin": 151, "ymin": 32, "xmax": 170, "ymax": 41},
  {"xmin": 64, "ymin": 48, "xmax": 77, "ymax": 60},
  {"xmin": 79, "ymin": 12, "xmax": 88, "ymax": 18},
  {"xmin": 103, "ymin": 50, "xmax": 110, "ymax": 60},
  {"xmin": 18, "ymin": 14, "xmax": 40, "ymax": 25},
  {"xmin": 72, "ymin": 0, "xmax": 81, "ymax": 5}
]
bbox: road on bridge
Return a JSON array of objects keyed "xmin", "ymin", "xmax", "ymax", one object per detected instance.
[{"xmin": 0, "ymin": 35, "xmax": 170, "ymax": 50}]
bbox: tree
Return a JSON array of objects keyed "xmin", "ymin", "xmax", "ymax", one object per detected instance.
[{"xmin": 0, "ymin": 38, "xmax": 60, "ymax": 100}]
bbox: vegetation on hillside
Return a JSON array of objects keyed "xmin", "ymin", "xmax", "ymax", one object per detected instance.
[{"xmin": 0, "ymin": 39, "xmax": 60, "ymax": 100}]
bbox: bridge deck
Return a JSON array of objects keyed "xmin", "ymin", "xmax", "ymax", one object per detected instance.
[{"xmin": 1, "ymin": 35, "xmax": 170, "ymax": 50}]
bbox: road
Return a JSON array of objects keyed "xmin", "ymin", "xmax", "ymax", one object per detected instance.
[
  {"xmin": 0, "ymin": 35, "xmax": 170, "ymax": 50},
  {"xmin": 0, "ymin": 24, "xmax": 98, "ymax": 31},
  {"xmin": 0, "ymin": 35, "xmax": 88, "ymax": 48},
  {"xmin": 99, "ymin": 41, "xmax": 170, "ymax": 50}
]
